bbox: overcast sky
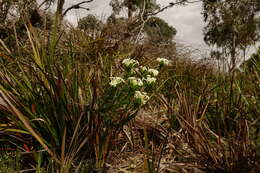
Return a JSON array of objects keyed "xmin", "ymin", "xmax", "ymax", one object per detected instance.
[
  {"xmin": 38, "ymin": 0, "xmax": 259, "ymax": 57},
  {"xmin": 157, "ymin": 0, "xmax": 206, "ymax": 48}
]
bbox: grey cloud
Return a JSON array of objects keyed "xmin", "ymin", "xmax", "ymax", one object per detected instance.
[
  {"xmin": 37, "ymin": 0, "xmax": 112, "ymax": 25},
  {"xmin": 157, "ymin": 1, "xmax": 206, "ymax": 47},
  {"xmin": 63, "ymin": 0, "xmax": 112, "ymax": 25}
]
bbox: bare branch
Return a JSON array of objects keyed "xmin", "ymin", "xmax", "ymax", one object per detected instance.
[
  {"xmin": 38, "ymin": 0, "xmax": 48, "ymax": 8},
  {"xmin": 150, "ymin": 0, "xmax": 201, "ymax": 16},
  {"xmin": 38, "ymin": 0, "xmax": 54, "ymax": 10},
  {"xmin": 63, "ymin": 0, "xmax": 94, "ymax": 17}
]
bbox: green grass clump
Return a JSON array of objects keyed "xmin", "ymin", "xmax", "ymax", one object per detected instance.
[{"xmin": 0, "ymin": 152, "xmax": 20, "ymax": 173}]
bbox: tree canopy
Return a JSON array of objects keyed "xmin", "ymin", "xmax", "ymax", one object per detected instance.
[
  {"xmin": 144, "ymin": 16, "xmax": 177, "ymax": 44},
  {"xmin": 202, "ymin": 0, "xmax": 260, "ymax": 70}
]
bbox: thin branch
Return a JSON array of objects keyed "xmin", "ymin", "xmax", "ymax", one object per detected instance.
[
  {"xmin": 38, "ymin": 0, "xmax": 48, "ymax": 8},
  {"xmin": 63, "ymin": 0, "xmax": 94, "ymax": 17},
  {"xmin": 150, "ymin": 0, "xmax": 201, "ymax": 16},
  {"xmin": 38, "ymin": 0, "xmax": 53, "ymax": 10},
  {"xmin": 135, "ymin": 0, "xmax": 147, "ymax": 43}
]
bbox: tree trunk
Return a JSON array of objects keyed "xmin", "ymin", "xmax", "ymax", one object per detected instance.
[{"xmin": 127, "ymin": 0, "xmax": 133, "ymax": 19}]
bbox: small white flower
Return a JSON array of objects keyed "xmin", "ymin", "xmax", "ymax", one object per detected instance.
[
  {"xmin": 156, "ymin": 58, "xmax": 170, "ymax": 66},
  {"xmin": 134, "ymin": 91, "xmax": 149, "ymax": 105},
  {"xmin": 136, "ymin": 78, "xmax": 143, "ymax": 86},
  {"xmin": 148, "ymin": 68, "xmax": 159, "ymax": 76},
  {"xmin": 128, "ymin": 77, "xmax": 143, "ymax": 87},
  {"xmin": 140, "ymin": 66, "xmax": 148, "ymax": 73},
  {"xmin": 110, "ymin": 77, "xmax": 124, "ymax": 87},
  {"xmin": 145, "ymin": 75, "xmax": 156, "ymax": 84},
  {"xmin": 122, "ymin": 58, "xmax": 139, "ymax": 68}
]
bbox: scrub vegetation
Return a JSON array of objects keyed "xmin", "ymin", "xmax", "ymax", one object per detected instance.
[{"xmin": 0, "ymin": 0, "xmax": 259, "ymax": 172}]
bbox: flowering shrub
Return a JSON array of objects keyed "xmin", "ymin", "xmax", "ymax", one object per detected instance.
[
  {"xmin": 91, "ymin": 57, "xmax": 169, "ymax": 168},
  {"xmin": 108, "ymin": 58, "xmax": 165, "ymax": 106}
]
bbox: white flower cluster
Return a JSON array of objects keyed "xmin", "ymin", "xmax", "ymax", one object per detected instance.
[
  {"xmin": 156, "ymin": 58, "xmax": 170, "ymax": 66},
  {"xmin": 148, "ymin": 68, "xmax": 159, "ymax": 76},
  {"xmin": 134, "ymin": 91, "xmax": 149, "ymax": 105},
  {"xmin": 109, "ymin": 58, "xmax": 164, "ymax": 105},
  {"xmin": 122, "ymin": 58, "xmax": 139, "ymax": 68},
  {"xmin": 110, "ymin": 77, "xmax": 124, "ymax": 87},
  {"xmin": 144, "ymin": 75, "xmax": 156, "ymax": 84}
]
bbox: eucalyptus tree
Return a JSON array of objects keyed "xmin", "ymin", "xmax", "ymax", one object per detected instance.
[
  {"xmin": 109, "ymin": 0, "xmax": 180, "ymax": 45},
  {"xmin": 144, "ymin": 16, "xmax": 177, "ymax": 44},
  {"xmin": 202, "ymin": 0, "xmax": 260, "ymax": 71},
  {"xmin": 78, "ymin": 14, "xmax": 103, "ymax": 37}
]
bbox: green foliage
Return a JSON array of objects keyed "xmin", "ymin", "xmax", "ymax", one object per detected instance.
[
  {"xmin": 131, "ymin": 0, "xmax": 159, "ymax": 14},
  {"xmin": 144, "ymin": 17, "xmax": 177, "ymax": 44},
  {"xmin": 78, "ymin": 14, "xmax": 102, "ymax": 31},
  {"xmin": 109, "ymin": 0, "xmax": 159, "ymax": 17},
  {"xmin": 0, "ymin": 153, "xmax": 20, "ymax": 173},
  {"xmin": 202, "ymin": 0, "xmax": 259, "ymax": 47}
]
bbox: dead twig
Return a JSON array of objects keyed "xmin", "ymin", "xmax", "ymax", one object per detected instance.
[{"xmin": 63, "ymin": 0, "xmax": 94, "ymax": 16}]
